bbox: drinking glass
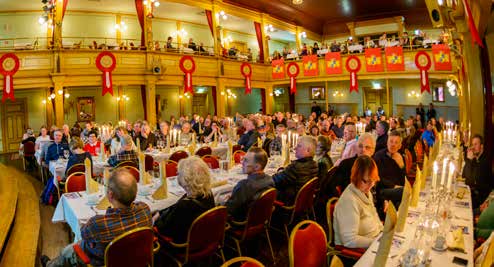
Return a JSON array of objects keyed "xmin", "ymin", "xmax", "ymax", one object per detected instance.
[{"xmin": 63, "ymin": 150, "xmax": 70, "ymax": 159}]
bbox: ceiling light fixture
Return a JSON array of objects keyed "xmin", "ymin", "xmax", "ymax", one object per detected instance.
[{"xmin": 292, "ymin": 0, "xmax": 303, "ymax": 4}]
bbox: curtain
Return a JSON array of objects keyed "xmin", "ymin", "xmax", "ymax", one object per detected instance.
[
  {"xmin": 288, "ymin": 89, "xmax": 295, "ymax": 113},
  {"xmin": 211, "ymin": 86, "xmax": 217, "ymax": 115},
  {"xmin": 140, "ymin": 85, "xmax": 147, "ymax": 120},
  {"xmin": 260, "ymin": 89, "xmax": 266, "ymax": 114},
  {"xmin": 62, "ymin": 0, "xmax": 69, "ymax": 19},
  {"xmin": 135, "ymin": 0, "xmax": 146, "ymax": 47},
  {"xmin": 254, "ymin": 22, "xmax": 264, "ymax": 63},
  {"xmin": 205, "ymin": 10, "xmax": 214, "ymax": 37}
]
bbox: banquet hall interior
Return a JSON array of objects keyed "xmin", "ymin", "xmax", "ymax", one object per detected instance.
[{"xmin": 0, "ymin": 0, "xmax": 493, "ymax": 266}]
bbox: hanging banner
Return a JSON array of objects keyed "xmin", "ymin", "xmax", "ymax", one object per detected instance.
[
  {"xmin": 345, "ymin": 56, "xmax": 361, "ymax": 93},
  {"xmin": 240, "ymin": 62, "xmax": 252, "ymax": 95},
  {"xmin": 364, "ymin": 48, "xmax": 383, "ymax": 72},
  {"xmin": 272, "ymin": 59, "xmax": 285, "ymax": 79},
  {"xmin": 432, "ymin": 44, "xmax": 452, "ymax": 71},
  {"xmin": 325, "ymin": 52, "xmax": 342, "ymax": 75},
  {"xmin": 179, "ymin": 55, "xmax": 196, "ymax": 94},
  {"xmin": 0, "ymin": 53, "xmax": 20, "ymax": 102},
  {"xmin": 287, "ymin": 62, "xmax": 299, "ymax": 95},
  {"xmin": 415, "ymin": 51, "xmax": 432, "ymax": 94},
  {"xmin": 95, "ymin": 51, "xmax": 116, "ymax": 96},
  {"xmin": 302, "ymin": 55, "xmax": 318, "ymax": 76},
  {"xmin": 462, "ymin": 0, "xmax": 484, "ymax": 48},
  {"xmin": 385, "ymin": 46, "xmax": 405, "ymax": 71}
]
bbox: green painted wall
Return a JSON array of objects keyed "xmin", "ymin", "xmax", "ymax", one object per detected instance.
[
  {"xmin": 227, "ymin": 88, "xmax": 261, "ymax": 115},
  {"xmin": 0, "ymin": 12, "xmax": 48, "ymax": 48},
  {"xmin": 182, "ymin": 23, "xmax": 213, "ymax": 47},
  {"xmin": 225, "ymin": 31, "xmax": 259, "ymax": 60},
  {"xmin": 63, "ymin": 13, "xmax": 116, "ymax": 45},
  {"xmin": 153, "ymin": 20, "xmax": 178, "ymax": 43}
]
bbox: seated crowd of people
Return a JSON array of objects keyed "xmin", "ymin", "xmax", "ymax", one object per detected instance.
[{"xmin": 18, "ymin": 105, "xmax": 492, "ymax": 266}]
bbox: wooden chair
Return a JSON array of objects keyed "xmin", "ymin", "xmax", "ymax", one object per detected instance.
[
  {"xmin": 156, "ymin": 206, "xmax": 228, "ymax": 267},
  {"xmin": 273, "ymin": 177, "xmax": 319, "ymax": 239},
  {"xmin": 118, "ymin": 165, "xmax": 140, "ymax": 182},
  {"xmin": 115, "ymin": 160, "xmax": 138, "ymax": 169},
  {"xmin": 22, "ymin": 141, "xmax": 35, "ymax": 171},
  {"xmin": 64, "ymin": 172, "xmax": 87, "ymax": 193},
  {"xmin": 232, "ymin": 144, "xmax": 242, "ymax": 153},
  {"xmin": 326, "ymin": 197, "xmax": 366, "ymax": 259},
  {"xmin": 233, "ymin": 150, "xmax": 246, "ymax": 164},
  {"xmin": 202, "ymin": 155, "xmax": 220, "ymax": 169},
  {"xmin": 169, "ymin": 150, "xmax": 188, "ymax": 163},
  {"xmin": 73, "ymin": 227, "xmax": 160, "ymax": 267},
  {"xmin": 145, "ymin": 154, "xmax": 154, "ymax": 172},
  {"xmin": 288, "ymin": 220, "xmax": 327, "ymax": 267},
  {"xmin": 165, "ymin": 160, "xmax": 178, "ymax": 177},
  {"xmin": 195, "ymin": 146, "xmax": 212, "ymax": 157},
  {"xmin": 227, "ymin": 188, "xmax": 277, "ymax": 261},
  {"xmin": 66, "ymin": 163, "xmax": 86, "ymax": 177},
  {"xmin": 414, "ymin": 140, "xmax": 424, "ymax": 165},
  {"xmin": 221, "ymin": 257, "xmax": 265, "ymax": 267},
  {"xmin": 329, "ymin": 255, "xmax": 344, "ymax": 267}
]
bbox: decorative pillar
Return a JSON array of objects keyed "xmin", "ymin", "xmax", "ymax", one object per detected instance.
[
  {"xmin": 176, "ymin": 21, "xmax": 182, "ymax": 47},
  {"xmin": 295, "ymin": 26, "xmax": 302, "ymax": 50},
  {"xmin": 46, "ymin": 13, "xmax": 54, "ymax": 49},
  {"xmin": 117, "ymin": 86, "xmax": 125, "ymax": 120},
  {"xmin": 145, "ymin": 79, "xmax": 157, "ymax": 127},
  {"xmin": 51, "ymin": 74, "xmax": 65, "ymax": 127},
  {"xmin": 216, "ymin": 79, "xmax": 226, "ymax": 117},
  {"xmin": 144, "ymin": 3, "xmax": 153, "ymax": 49},
  {"xmin": 394, "ymin": 16, "xmax": 404, "ymax": 36},
  {"xmin": 53, "ymin": 0, "xmax": 64, "ymax": 49},
  {"xmin": 116, "ymin": 14, "xmax": 122, "ymax": 44},
  {"xmin": 260, "ymin": 14, "xmax": 270, "ymax": 63},
  {"xmin": 45, "ymin": 88, "xmax": 54, "ymax": 128},
  {"xmin": 386, "ymin": 79, "xmax": 391, "ymax": 116},
  {"xmin": 346, "ymin": 22, "xmax": 356, "ymax": 40},
  {"xmin": 211, "ymin": 3, "xmax": 221, "ymax": 56},
  {"xmin": 325, "ymin": 80, "xmax": 329, "ymax": 112},
  {"xmin": 265, "ymin": 85, "xmax": 274, "ymax": 114}
]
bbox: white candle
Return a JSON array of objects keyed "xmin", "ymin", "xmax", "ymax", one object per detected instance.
[
  {"xmin": 447, "ymin": 162, "xmax": 455, "ymax": 192},
  {"xmin": 440, "ymin": 158, "xmax": 448, "ymax": 187},
  {"xmin": 178, "ymin": 130, "xmax": 181, "ymax": 145},
  {"xmin": 432, "ymin": 161, "xmax": 438, "ymax": 190}
]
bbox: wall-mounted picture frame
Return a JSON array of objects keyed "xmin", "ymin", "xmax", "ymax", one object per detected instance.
[
  {"xmin": 310, "ymin": 86, "xmax": 325, "ymax": 100},
  {"xmin": 77, "ymin": 97, "xmax": 95, "ymax": 122},
  {"xmin": 432, "ymin": 83, "xmax": 445, "ymax": 102}
]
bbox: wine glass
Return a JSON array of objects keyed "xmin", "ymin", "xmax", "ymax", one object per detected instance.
[{"xmin": 63, "ymin": 149, "xmax": 70, "ymax": 159}]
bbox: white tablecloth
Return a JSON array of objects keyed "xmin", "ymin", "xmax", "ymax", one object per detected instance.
[
  {"xmin": 317, "ymin": 49, "xmax": 329, "ymax": 56},
  {"xmin": 348, "ymin": 44, "xmax": 363, "ymax": 53},
  {"xmin": 145, "ymin": 143, "xmax": 229, "ymax": 162},
  {"xmin": 49, "ymin": 157, "xmax": 109, "ymax": 181}
]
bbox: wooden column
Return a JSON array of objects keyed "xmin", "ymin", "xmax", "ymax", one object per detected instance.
[
  {"xmin": 45, "ymin": 88, "xmax": 54, "ymax": 128},
  {"xmin": 386, "ymin": 79, "xmax": 391, "ymax": 116},
  {"xmin": 265, "ymin": 85, "xmax": 274, "ymax": 114},
  {"xmin": 260, "ymin": 14, "xmax": 270, "ymax": 63},
  {"xmin": 211, "ymin": 3, "xmax": 221, "ymax": 56},
  {"xmin": 144, "ymin": 4, "xmax": 153, "ymax": 49},
  {"xmin": 346, "ymin": 22, "xmax": 356, "ymax": 40},
  {"xmin": 145, "ymin": 79, "xmax": 157, "ymax": 127},
  {"xmin": 117, "ymin": 86, "xmax": 125, "ymax": 120},
  {"xmin": 116, "ymin": 14, "xmax": 122, "ymax": 44},
  {"xmin": 51, "ymin": 74, "xmax": 65, "ymax": 127},
  {"xmin": 216, "ymin": 78, "xmax": 226, "ymax": 117},
  {"xmin": 295, "ymin": 26, "xmax": 302, "ymax": 51},
  {"xmin": 325, "ymin": 80, "xmax": 329, "ymax": 112},
  {"xmin": 176, "ymin": 21, "xmax": 182, "ymax": 47}
]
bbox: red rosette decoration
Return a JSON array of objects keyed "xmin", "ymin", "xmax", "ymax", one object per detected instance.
[
  {"xmin": 240, "ymin": 62, "xmax": 252, "ymax": 95},
  {"xmin": 0, "ymin": 53, "xmax": 20, "ymax": 102},
  {"xmin": 345, "ymin": 56, "xmax": 361, "ymax": 93},
  {"xmin": 415, "ymin": 51, "xmax": 432, "ymax": 94},
  {"xmin": 179, "ymin": 56, "xmax": 196, "ymax": 95},
  {"xmin": 287, "ymin": 62, "xmax": 300, "ymax": 95},
  {"xmin": 95, "ymin": 51, "xmax": 117, "ymax": 96}
]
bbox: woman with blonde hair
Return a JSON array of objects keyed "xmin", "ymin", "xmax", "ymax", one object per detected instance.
[
  {"xmin": 333, "ymin": 155, "xmax": 383, "ymax": 248},
  {"xmin": 153, "ymin": 156, "xmax": 215, "ymax": 243}
]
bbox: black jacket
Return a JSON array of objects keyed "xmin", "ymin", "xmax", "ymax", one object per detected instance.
[
  {"xmin": 272, "ymin": 157, "xmax": 318, "ymax": 205},
  {"xmin": 323, "ymin": 155, "xmax": 357, "ymax": 198},
  {"xmin": 462, "ymin": 152, "xmax": 493, "ymax": 208},
  {"xmin": 375, "ymin": 133, "xmax": 388, "ymax": 153},
  {"xmin": 238, "ymin": 130, "xmax": 260, "ymax": 151},
  {"xmin": 373, "ymin": 149, "xmax": 406, "ymax": 190},
  {"xmin": 226, "ymin": 173, "xmax": 274, "ymax": 221}
]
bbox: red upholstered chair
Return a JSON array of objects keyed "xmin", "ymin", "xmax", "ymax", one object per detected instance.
[
  {"xmin": 221, "ymin": 257, "xmax": 265, "ymax": 267},
  {"xmin": 65, "ymin": 172, "xmax": 87, "ymax": 193},
  {"xmin": 233, "ymin": 150, "xmax": 246, "ymax": 164},
  {"xmin": 66, "ymin": 163, "xmax": 86, "ymax": 177},
  {"xmin": 115, "ymin": 160, "xmax": 138, "ymax": 169},
  {"xmin": 202, "ymin": 155, "xmax": 220, "ymax": 169},
  {"xmin": 169, "ymin": 150, "xmax": 189, "ymax": 163},
  {"xmin": 326, "ymin": 197, "xmax": 366, "ymax": 259},
  {"xmin": 156, "ymin": 206, "xmax": 228, "ymax": 266},
  {"xmin": 118, "ymin": 166, "xmax": 140, "ymax": 182},
  {"xmin": 232, "ymin": 144, "xmax": 242, "ymax": 153},
  {"xmin": 227, "ymin": 188, "xmax": 277, "ymax": 261},
  {"xmin": 73, "ymin": 227, "xmax": 160, "ymax": 267},
  {"xmin": 414, "ymin": 140, "xmax": 424, "ymax": 166},
  {"xmin": 274, "ymin": 177, "xmax": 319, "ymax": 239},
  {"xmin": 288, "ymin": 220, "xmax": 327, "ymax": 267},
  {"xmin": 195, "ymin": 146, "xmax": 212, "ymax": 157},
  {"xmin": 145, "ymin": 154, "xmax": 154, "ymax": 172},
  {"xmin": 22, "ymin": 141, "xmax": 36, "ymax": 171},
  {"xmin": 165, "ymin": 160, "xmax": 178, "ymax": 177}
]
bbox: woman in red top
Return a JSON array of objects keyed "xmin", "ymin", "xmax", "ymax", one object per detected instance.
[{"xmin": 83, "ymin": 130, "xmax": 101, "ymax": 156}]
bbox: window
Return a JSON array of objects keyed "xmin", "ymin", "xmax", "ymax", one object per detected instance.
[{"xmin": 432, "ymin": 83, "xmax": 445, "ymax": 102}]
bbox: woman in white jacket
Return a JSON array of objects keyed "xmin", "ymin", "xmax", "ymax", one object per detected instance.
[{"xmin": 333, "ymin": 155, "xmax": 383, "ymax": 248}]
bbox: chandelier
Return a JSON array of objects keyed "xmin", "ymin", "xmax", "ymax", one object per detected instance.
[{"xmin": 292, "ymin": 0, "xmax": 303, "ymax": 4}]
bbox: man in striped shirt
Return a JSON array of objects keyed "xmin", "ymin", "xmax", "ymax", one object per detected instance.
[{"xmin": 42, "ymin": 168, "xmax": 152, "ymax": 267}]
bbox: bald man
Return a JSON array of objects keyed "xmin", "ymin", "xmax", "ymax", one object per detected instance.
[
  {"xmin": 42, "ymin": 169, "xmax": 152, "ymax": 267},
  {"xmin": 272, "ymin": 136, "xmax": 318, "ymax": 205}
]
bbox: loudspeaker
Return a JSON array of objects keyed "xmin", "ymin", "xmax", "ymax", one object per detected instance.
[
  {"xmin": 152, "ymin": 65, "xmax": 161, "ymax": 75},
  {"xmin": 424, "ymin": 0, "xmax": 448, "ymax": 28}
]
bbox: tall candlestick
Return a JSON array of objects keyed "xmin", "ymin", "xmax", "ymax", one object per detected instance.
[
  {"xmin": 440, "ymin": 158, "xmax": 448, "ymax": 187},
  {"xmin": 432, "ymin": 161, "xmax": 438, "ymax": 190},
  {"xmin": 447, "ymin": 162, "xmax": 455, "ymax": 192}
]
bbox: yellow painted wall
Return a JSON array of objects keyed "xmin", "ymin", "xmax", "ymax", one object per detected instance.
[
  {"xmin": 153, "ymin": 20, "xmax": 178, "ymax": 43},
  {"xmin": 121, "ymin": 15, "xmax": 141, "ymax": 42},
  {"xmin": 63, "ymin": 13, "xmax": 116, "ymax": 44},
  {"xmin": 182, "ymin": 23, "xmax": 213, "ymax": 47},
  {"xmin": 156, "ymin": 85, "xmax": 181, "ymax": 121},
  {"xmin": 0, "ymin": 12, "xmax": 48, "ymax": 47}
]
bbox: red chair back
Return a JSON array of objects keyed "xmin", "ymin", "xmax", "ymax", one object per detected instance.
[
  {"xmin": 202, "ymin": 155, "xmax": 220, "ymax": 169},
  {"xmin": 232, "ymin": 144, "xmax": 242, "ymax": 153},
  {"xmin": 144, "ymin": 155, "xmax": 154, "ymax": 172},
  {"xmin": 195, "ymin": 146, "xmax": 212, "ymax": 157},
  {"xmin": 233, "ymin": 150, "xmax": 246, "ymax": 164},
  {"xmin": 186, "ymin": 206, "xmax": 228, "ymax": 261},
  {"xmin": 293, "ymin": 177, "xmax": 319, "ymax": 216},
  {"xmin": 165, "ymin": 160, "xmax": 178, "ymax": 177},
  {"xmin": 66, "ymin": 163, "xmax": 86, "ymax": 177},
  {"xmin": 105, "ymin": 227, "xmax": 155, "ymax": 267},
  {"xmin": 65, "ymin": 172, "xmax": 87, "ymax": 193},
  {"xmin": 23, "ymin": 141, "xmax": 35, "ymax": 156},
  {"xmin": 170, "ymin": 150, "xmax": 189, "ymax": 162},
  {"xmin": 242, "ymin": 188, "xmax": 276, "ymax": 238},
  {"xmin": 414, "ymin": 140, "xmax": 424, "ymax": 163},
  {"xmin": 221, "ymin": 257, "xmax": 265, "ymax": 267},
  {"xmin": 289, "ymin": 220, "xmax": 327, "ymax": 267},
  {"xmin": 115, "ymin": 160, "xmax": 138, "ymax": 168},
  {"xmin": 404, "ymin": 149, "xmax": 413, "ymax": 174},
  {"xmin": 119, "ymin": 166, "xmax": 140, "ymax": 182}
]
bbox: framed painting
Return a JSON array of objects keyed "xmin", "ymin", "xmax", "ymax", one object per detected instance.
[{"xmin": 77, "ymin": 97, "xmax": 95, "ymax": 122}]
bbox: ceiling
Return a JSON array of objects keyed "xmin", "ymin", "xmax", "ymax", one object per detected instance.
[{"xmin": 224, "ymin": 0, "xmax": 431, "ymax": 35}]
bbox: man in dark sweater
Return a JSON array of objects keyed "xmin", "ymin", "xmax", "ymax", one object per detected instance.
[
  {"xmin": 238, "ymin": 119, "xmax": 260, "ymax": 151},
  {"xmin": 226, "ymin": 148, "xmax": 274, "ymax": 221},
  {"xmin": 462, "ymin": 134, "xmax": 493, "ymax": 209},
  {"xmin": 375, "ymin": 120, "xmax": 389, "ymax": 153},
  {"xmin": 273, "ymin": 136, "xmax": 319, "ymax": 205}
]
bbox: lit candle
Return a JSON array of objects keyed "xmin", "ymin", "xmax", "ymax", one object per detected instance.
[
  {"xmin": 440, "ymin": 158, "xmax": 448, "ymax": 187},
  {"xmin": 432, "ymin": 161, "xmax": 438, "ymax": 190},
  {"xmin": 178, "ymin": 130, "xmax": 181, "ymax": 146},
  {"xmin": 447, "ymin": 162, "xmax": 455, "ymax": 192}
]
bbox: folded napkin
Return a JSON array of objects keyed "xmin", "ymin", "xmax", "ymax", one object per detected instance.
[
  {"xmin": 152, "ymin": 161, "xmax": 168, "ymax": 200},
  {"xmin": 283, "ymin": 145, "xmax": 290, "ymax": 167},
  {"xmin": 227, "ymin": 141, "xmax": 234, "ymax": 169},
  {"xmin": 211, "ymin": 179, "xmax": 228, "ymax": 188},
  {"xmin": 373, "ymin": 203, "xmax": 397, "ymax": 267},
  {"xmin": 396, "ymin": 179, "xmax": 411, "ymax": 232},
  {"xmin": 411, "ymin": 171, "xmax": 421, "ymax": 207},
  {"xmin": 96, "ymin": 168, "xmax": 112, "ymax": 210},
  {"xmin": 138, "ymin": 152, "xmax": 147, "ymax": 185},
  {"xmin": 447, "ymin": 228, "xmax": 465, "ymax": 252},
  {"xmin": 85, "ymin": 158, "xmax": 99, "ymax": 194}
]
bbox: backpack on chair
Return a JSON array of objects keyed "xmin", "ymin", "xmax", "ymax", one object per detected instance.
[{"xmin": 40, "ymin": 176, "xmax": 59, "ymax": 205}]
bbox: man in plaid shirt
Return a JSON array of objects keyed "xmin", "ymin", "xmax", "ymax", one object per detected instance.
[
  {"xmin": 107, "ymin": 134, "xmax": 138, "ymax": 167},
  {"xmin": 42, "ymin": 168, "xmax": 152, "ymax": 267}
]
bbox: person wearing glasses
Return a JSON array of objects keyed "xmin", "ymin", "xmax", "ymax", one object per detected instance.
[{"xmin": 333, "ymin": 155, "xmax": 383, "ymax": 249}]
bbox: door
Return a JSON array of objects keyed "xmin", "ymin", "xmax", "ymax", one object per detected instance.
[
  {"xmin": 192, "ymin": 94, "xmax": 207, "ymax": 116},
  {"xmin": 2, "ymin": 98, "xmax": 28, "ymax": 152},
  {"xmin": 363, "ymin": 87, "xmax": 389, "ymax": 115}
]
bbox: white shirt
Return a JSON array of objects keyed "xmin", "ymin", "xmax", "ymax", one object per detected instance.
[{"xmin": 335, "ymin": 139, "xmax": 358, "ymax": 166}]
